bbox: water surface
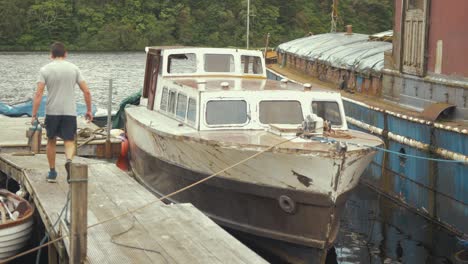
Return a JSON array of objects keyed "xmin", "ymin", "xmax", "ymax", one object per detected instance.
[{"xmin": 0, "ymin": 52, "xmax": 146, "ymax": 110}]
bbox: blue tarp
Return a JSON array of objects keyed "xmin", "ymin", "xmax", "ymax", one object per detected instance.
[{"xmin": 0, "ymin": 96, "xmax": 97, "ymax": 117}]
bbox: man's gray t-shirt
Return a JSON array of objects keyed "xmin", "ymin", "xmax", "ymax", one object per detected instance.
[{"xmin": 37, "ymin": 60, "xmax": 84, "ymax": 116}]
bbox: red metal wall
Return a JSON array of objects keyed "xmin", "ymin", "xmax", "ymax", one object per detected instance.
[
  {"xmin": 394, "ymin": 1, "xmax": 402, "ymax": 35},
  {"xmin": 426, "ymin": 0, "xmax": 468, "ymax": 77},
  {"xmin": 392, "ymin": 1, "xmax": 403, "ymax": 69}
]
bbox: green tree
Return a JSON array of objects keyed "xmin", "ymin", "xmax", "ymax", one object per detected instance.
[{"xmin": 0, "ymin": 0, "xmax": 394, "ymax": 51}]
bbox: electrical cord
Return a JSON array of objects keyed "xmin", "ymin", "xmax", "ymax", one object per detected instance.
[{"xmin": 35, "ymin": 190, "xmax": 71, "ymax": 264}]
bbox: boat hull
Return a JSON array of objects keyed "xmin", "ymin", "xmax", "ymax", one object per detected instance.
[
  {"xmin": 130, "ymin": 141, "xmax": 346, "ymax": 249},
  {"xmin": 0, "ymin": 190, "xmax": 34, "ymax": 261},
  {"xmin": 126, "ymin": 110, "xmax": 377, "ymax": 250},
  {"xmin": 0, "ymin": 219, "xmax": 33, "ymax": 259}
]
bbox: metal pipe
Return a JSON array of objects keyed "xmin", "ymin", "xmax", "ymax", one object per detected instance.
[
  {"xmin": 106, "ymin": 79, "xmax": 113, "ymax": 140},
  {"xmin": 346, "ymin": 116, "xmax": 468, "ymax": 162}
]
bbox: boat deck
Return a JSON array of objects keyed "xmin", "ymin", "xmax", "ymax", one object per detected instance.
[
  {"xmin": 0, "ymin": 153, "xmax": 265, "ymax": 263},
  {"xmin": 0, "ymin": 116, "xmax": 121, "ymax": 158}
]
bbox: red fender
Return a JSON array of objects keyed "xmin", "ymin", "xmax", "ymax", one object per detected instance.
[{"xmin": 116, "ymin": 136, "xmax": 129, "ymax": 171}]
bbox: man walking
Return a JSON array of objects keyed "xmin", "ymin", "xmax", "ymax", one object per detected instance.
[{"xmin": 32, "ymin": 42, "xmax": 93, "ymax": 183}]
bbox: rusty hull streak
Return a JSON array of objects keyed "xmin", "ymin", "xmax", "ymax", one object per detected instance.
[
  {"xmin": 292, "ymin": 170, "xmax": 313, "ymax": 187},
  {"xmin": 346, "ymin": 156, "xmax": 361, "ymax": 167},
  {"xmin": 333, "ymin": 153, "xmax": 347, "ymax": 192}
]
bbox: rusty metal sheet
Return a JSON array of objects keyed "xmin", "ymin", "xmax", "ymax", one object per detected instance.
[{"xmin": 421, "ymin": 102, "xmax": 456, "ymax": 121}]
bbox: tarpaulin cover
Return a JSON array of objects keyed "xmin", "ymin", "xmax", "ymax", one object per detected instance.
[
  {"xmin": 277, "ymin": 32, "xmax": 392, "ymax": 76},
  {"xmin": 112, "ymin": 90, "xmax": 141, "ymax": 129},
  {"xmin": 0, "ymin": 96, "xmax": 97, "ymax": 117}
]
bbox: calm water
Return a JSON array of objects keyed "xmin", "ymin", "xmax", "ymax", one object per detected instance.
[
  {"xmin": 332, "ymin": 184, "xmax": 460, "ymax": 264},
  {"xmin": 0, "ymin": 52, "xmax": 146, "ymax": 110},
  {"xmin": 0, "ymin": 52, "xmax": 462, "ymax": 263}
]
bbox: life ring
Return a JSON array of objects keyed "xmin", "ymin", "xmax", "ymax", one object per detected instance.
[{"xmin": 278, "ymin": 195, "xmax": 296, "ymax": 214}]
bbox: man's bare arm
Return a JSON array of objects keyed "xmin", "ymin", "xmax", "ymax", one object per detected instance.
[
  {"xmin": 31, "ymin": 82, "xmax": 45, "ymax": 122},
  {"xmin": 78, "ymin": 81, "xmax": 93, "ymax": 121}
]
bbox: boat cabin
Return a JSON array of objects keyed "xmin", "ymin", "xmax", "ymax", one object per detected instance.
[{"xmin": 142, "ymin": 47, "xmax": 348, "ymax": 132}]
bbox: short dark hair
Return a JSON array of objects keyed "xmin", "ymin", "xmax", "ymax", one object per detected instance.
[{"xmin": 50, "ymin": 42, "xmax": 66, "ymax": 58}]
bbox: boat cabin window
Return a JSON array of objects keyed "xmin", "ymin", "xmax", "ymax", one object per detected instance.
[
  {"xmin": 167, "ymin": 53, "xmax": 197, "ymax": 74},
  {"xmin": 160, "ymin": 87, "xmax": 169, "ymax": 111},
  {"xmin": 176, "ymin": 94, "xmax": 188, "ymax": 119},
  {"xmin": 160, "ymin": 89, "xmax": 197, "ymax": 125},
  {"xmin": 241, "ymin": 55, "xmax": 263, "ymax": 74},
  {"xmin": 206, "ymin": 100, "xmax": 247, "ymax": 125},
  {"xmin": 259, "ymin": 101, "xmax": 303, "ymax": 124},
  {"xmin": 312, "ymin": 101, "xmax": 342, "ymax": 126},
  {"xmin": 168, "ymin": 90, "xmax": 177, "ymax": 114},
  {"xmin": 204, "ymin": 54, "xmax": 235, "ymax": 72},
  {"xmin": 187, "ymin": 98, "xmax": 197, "ymax": 123}
]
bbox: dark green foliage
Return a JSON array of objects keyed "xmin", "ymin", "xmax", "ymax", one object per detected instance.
[{"xmin": 0, "ymin": 0, "xmax": 393, "ymax": 51}]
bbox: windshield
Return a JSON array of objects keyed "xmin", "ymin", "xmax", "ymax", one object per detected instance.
[
  {"xmin": 312, "ymin": 101, "xmax": 342, "ymax": 125},
  {"xmin": 259, "ymin": 100, "xmax": 303, "ymax": 124},
  {"xmin": 206, "ymin": 100, "xmax": 248, "ymax": 125}
]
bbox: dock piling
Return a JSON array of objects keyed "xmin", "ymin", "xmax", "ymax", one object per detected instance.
[
  {"xmin": 105, "ymin": 79, "xmax": 113, "ymax": 159},
  {"xmin": 70, "ymin": 163, "xmax": 88, "ymax": 264}
]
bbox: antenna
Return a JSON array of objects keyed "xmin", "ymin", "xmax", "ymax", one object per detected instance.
[{"xmin": 246, "ymin": 0, "xmax": 250, "ymax": 49}]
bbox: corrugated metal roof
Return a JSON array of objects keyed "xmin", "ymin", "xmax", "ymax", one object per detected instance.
[{"xmin": 277, "ymin": 32, "xmax": 392, "ymax": 75}]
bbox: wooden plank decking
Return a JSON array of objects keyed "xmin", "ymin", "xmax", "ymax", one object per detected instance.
[
  {"xmin": 0, "ymin": 117, "xmax": 121, "ymax": 158},
  {"xmin": 0, "ymin": 153, "xmax": 266, "ymax": 263}
]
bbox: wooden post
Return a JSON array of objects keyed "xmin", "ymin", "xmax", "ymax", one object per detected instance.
[
  {"xmin": 70, "ymin": 163, "xmax": 88, "ymax": 264},
  {"xmin": 105, "ymin": 79, "xmax": 113, "ymax": 159},
  {"xmin": 48, "ymin": 243, "xmax": 58, "ymax": 264}
]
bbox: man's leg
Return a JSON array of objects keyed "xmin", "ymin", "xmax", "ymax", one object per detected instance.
[
  {"xmin": 47, "ymin": 137, "xmax": 57, "ymax": 169},
  {"xmin": 60, "ymin": 116, "xmax": 77, "ymax": 183},
  {"xmin": 46, "ymin": 137, "xmax": 58, "ymax": 182},
  {"xmin": 63, "ymin": 140, "xmax": 75, "ymax": 161}
]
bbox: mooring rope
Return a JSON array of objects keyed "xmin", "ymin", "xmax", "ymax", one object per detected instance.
[
  {"xmin": 1, "ymin": 134, "xmax": 301, "ymax": 263},
  {"xmin": 312, "ymin": 136, "xmax": 467, "ymax": 164}
]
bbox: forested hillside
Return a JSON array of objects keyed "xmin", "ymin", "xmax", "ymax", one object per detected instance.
[{"xmin": 0, "ymin": 0, "xmax": 393, "ymax": 51}]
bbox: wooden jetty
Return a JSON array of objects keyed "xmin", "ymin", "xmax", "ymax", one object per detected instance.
[
  {"xmin": 0, "ymin": 116, "xmax": 121, "ymax": 158},
  {"xmin": 0, "ymin": 153, "xmax": 266, "ymax": 263}
]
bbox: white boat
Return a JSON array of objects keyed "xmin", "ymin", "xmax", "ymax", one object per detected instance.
[
  {"xmin": 0, "ymin": 189, "xmax": 34, "ymax": 261},
  {"xmin": 125, "ymin": 47, "xmax": 383, "ymax": 260}
]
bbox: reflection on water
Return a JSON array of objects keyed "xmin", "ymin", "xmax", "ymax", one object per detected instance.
[
  {"xmin": 236, "ymin": 183, "xmax": 461, "ymax": 264},
  {"xmin": 332, "ymin": 184, "xmax": 459, "ymax": 264},
  {"xmin": 0, "ymin": 52, "xmax": 146, "ymax": 110}
]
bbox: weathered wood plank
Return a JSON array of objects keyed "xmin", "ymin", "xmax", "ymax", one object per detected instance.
[
  {"xmin": 0, "ymin": 117, "xmax": 121, "ymax": 158},
  {"xmin": 0, "ymin": 153, "xmax": 266, "ymax": 264}
]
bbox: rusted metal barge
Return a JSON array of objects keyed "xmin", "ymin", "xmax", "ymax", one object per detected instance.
[{"xmin": 269, "ymin": 0, "xmax": 468, "ymax": 238}]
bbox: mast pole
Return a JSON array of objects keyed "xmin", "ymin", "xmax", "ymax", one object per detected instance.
[
  {"xmin": 331, "ymin": 0, "xmax": 339, "ymax": 33},
  {"xmin": 247, "ymin": 0, "xmax": 250, "ymax": 49}
]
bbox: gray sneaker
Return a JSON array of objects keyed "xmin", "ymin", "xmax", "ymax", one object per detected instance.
[{"xmin": 47, "ymin": 170, "xmax": 57, "ymax": 183}]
